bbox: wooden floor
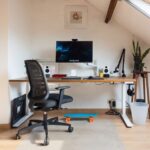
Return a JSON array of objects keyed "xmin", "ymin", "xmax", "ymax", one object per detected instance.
[{"xmin": 0, "ymin": 110, "xmax": 150, "ymax": 150}]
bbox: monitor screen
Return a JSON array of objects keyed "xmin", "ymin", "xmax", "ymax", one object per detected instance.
[{"xmin": 56, "ymin": 41, "xmax": 93, "ymax": 63}]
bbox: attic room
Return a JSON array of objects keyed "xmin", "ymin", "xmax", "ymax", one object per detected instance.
[{"xmin": 0, "ymin": 0, "xmax": 150, "ymax": 149}]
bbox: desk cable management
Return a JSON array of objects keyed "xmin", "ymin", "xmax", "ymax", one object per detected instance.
[{"xmin": 105, "ymin": 100, "xmax": 120, "ymax": 116}]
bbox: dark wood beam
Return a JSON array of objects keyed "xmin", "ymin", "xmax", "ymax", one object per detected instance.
[{"xmin": 105, "ymin": 0, "xmax": 118, "ymax": 23}]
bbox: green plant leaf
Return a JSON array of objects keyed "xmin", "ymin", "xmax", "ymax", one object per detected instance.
[
  {"xmin": 132, "ymin": 40, "xmax": 136, "ymax": 54},
  {"xmin": 139, "ymin": 46, "xmax": 141, "ymax": 57},
  {"xmin": 142, "ymin": 48, "xmax": 150, "ymax": 60},
  {"xmin": 135, "ymin": 41, "xmax": 139, "ymax": 56},
  {"xmin": 132, "ymin": 53, "xmax": 135, "ymax": 56}
]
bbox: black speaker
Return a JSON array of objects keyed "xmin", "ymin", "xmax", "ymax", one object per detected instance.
[
  {"xmin": 104, "ymin": 66, "xmax": 110, "ymax": 77},
  {"xmin": 44, "ymin": 66, "xmax": 50, "ymax": 78}
]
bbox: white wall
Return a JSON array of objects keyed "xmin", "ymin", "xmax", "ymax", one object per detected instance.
[
  {"xmin": 29, "ymin": 0, "xmax": 134, "ymax": 108},
  {"xmin": 114, "ymin": 0, "xmax": 150, "ymax": 46},
  {"xmin": 8, "ymin": 0, "xmax": 32, "ymax": 101},
  {"xmin": 0, "ymin": 0, "xmax": 10, "ymax": 124},
  {"xmin": 87, "ymin": 0, "xmax": 150, "ymax": 46},
  {"xmin": 8, "ymin": 0, "xmax": 32, "ymax": 79},
  {"xmin": 3, "ymin": 0, "xmax": 149, "ymax": 124}
]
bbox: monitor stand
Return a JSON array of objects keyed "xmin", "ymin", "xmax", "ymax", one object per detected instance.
[{"xmin": 70, "ymin": 69, "xmax": 77, "ymax": 76}]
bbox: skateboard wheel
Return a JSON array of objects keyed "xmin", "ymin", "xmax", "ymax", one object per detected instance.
[
  {"xmin": 89, "ymin": 117, "xmax": 94, "ymax": 123},
  {"xmin": 66, "ymin": 117, "xmax": 71, "ymax": 123}
]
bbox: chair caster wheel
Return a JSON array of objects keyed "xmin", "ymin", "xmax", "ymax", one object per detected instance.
[
  {"xmin": 16, "ymin": 134, "xmax": 21, "ymax": 140},
  {"xmin": 43, "ymin": 140, "xmax": 49, "ymax": 146},
  {"xmin": 68, "ymin": 126, "xmax": 73, "ymax": 132}
]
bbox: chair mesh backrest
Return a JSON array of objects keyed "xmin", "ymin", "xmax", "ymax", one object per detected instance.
[{"xmin": 25, "ymin": 60, "xmax": 49, "ymax": 100}]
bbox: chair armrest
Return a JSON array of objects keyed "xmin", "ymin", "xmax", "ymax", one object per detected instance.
[
  {"xmin": 55, "ymin": 86, "xmax": 70, "ymax": 90},
  {"xmin": 55, "ymin": 86, "xmax": 70, "ymax": 108}
]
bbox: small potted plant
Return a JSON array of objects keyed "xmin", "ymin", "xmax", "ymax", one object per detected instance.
[{"xmin": 132, "ymin": 41, "xmax": 150, "ymax": 73}]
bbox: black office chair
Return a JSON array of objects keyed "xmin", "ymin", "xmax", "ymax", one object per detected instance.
[{"xmin": 16, "ymin": 60, "xmax": 73, "ymax": 145}]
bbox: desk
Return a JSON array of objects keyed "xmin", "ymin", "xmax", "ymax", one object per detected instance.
[{"xmin": 9, "ymin": 77, "xmax": 136, "ymax": 128}]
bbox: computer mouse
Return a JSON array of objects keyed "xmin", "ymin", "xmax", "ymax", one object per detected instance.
[{"xmin": 88, "ymin": 76, "xmax": 93, "ymax": 79}]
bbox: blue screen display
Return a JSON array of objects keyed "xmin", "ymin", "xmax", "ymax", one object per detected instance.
[{"xmin": 56, "ymin": 41, "xmax": 93, "ymax": 63}]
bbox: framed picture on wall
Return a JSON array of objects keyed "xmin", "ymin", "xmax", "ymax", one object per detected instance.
[{"xmin": 65, "ymin": 5, "xmax": 88, "ymax": 29}]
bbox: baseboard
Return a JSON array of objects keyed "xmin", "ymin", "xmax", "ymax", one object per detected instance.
[{"xmin": 0, "ymin": 124, "xmax": 10, "ymax": 129}]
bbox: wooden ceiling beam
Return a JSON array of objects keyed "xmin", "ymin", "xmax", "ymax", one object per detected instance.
[{"xmin": 105, "ymin": 0, "xmax": 118, "ymax": 23}]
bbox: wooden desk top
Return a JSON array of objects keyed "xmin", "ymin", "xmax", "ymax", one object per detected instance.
[{"xmin": 9, "ymin": 76, "xmax": 136, "ymax": 83}]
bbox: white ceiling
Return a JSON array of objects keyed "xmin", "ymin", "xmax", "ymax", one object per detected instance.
[{"xmin": 87, "ymin": 0, "xmax": 150, "ymax": 45}]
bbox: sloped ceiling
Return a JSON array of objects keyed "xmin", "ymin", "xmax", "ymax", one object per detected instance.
[{"xmin": 87, "ymin": 0, "xmax": 150, "ymax": 45}]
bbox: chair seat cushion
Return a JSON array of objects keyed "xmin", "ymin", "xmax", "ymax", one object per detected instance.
[
  {"xmin": 34, "ymin": 99, "xmax": 57, "ymax": 111},
  {"xmin": 48, "ymin": 94, "xmax": 73, "ymax": 104},
  {"xmin": 33, "ymin": 94, "xmax": 73, "ymax": 111}
]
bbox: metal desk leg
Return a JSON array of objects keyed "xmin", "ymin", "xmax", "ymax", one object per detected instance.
[
  {"xmin": 120, "ymin": 83, "xmax": 133, "ymax": 128},
  {"xmin": 145, "ymin": 74, "xmax": 150, "ymax": 118}
]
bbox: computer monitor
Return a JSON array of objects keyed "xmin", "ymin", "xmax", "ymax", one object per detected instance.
[{"xmin": 56, "ymin": 41, "xmax": 93, "ymax": 63}]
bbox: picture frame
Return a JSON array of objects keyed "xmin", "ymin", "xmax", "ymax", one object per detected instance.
[{"xmin": 65, "ymin": 5, "xmax": 88, "ymax": 29}]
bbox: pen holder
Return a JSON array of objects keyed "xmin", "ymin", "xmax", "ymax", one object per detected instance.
[{"xmin": 99, "ymin": 69, "xmax": 104, "ymax": 78}]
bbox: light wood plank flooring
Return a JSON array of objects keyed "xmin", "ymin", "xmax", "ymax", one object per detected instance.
[{"xmin": 0, "ymin": 110, "xmax": 150, "ymax": 150}]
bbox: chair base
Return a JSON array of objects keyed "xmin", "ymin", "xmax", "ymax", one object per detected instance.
[{"xmin": 16, "ymin": 113, "xmax": 73, "ymax": 146}]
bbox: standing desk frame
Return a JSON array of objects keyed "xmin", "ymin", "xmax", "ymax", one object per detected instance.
[{"xmin": 9, "ymin": 77, "xmax": 136, "ymax": 128}]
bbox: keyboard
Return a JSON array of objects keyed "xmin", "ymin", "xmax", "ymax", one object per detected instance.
[
  {"xmin": 61, "ymin": 76, "xmax": 104, "ymax": 80},
  {"xmin": 83, "ymin": 77, "xmax": 104, "ymax": 80},
  {"xmin": 61, "ymin": 76, "xmax": 82, "ymax": 80}
]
